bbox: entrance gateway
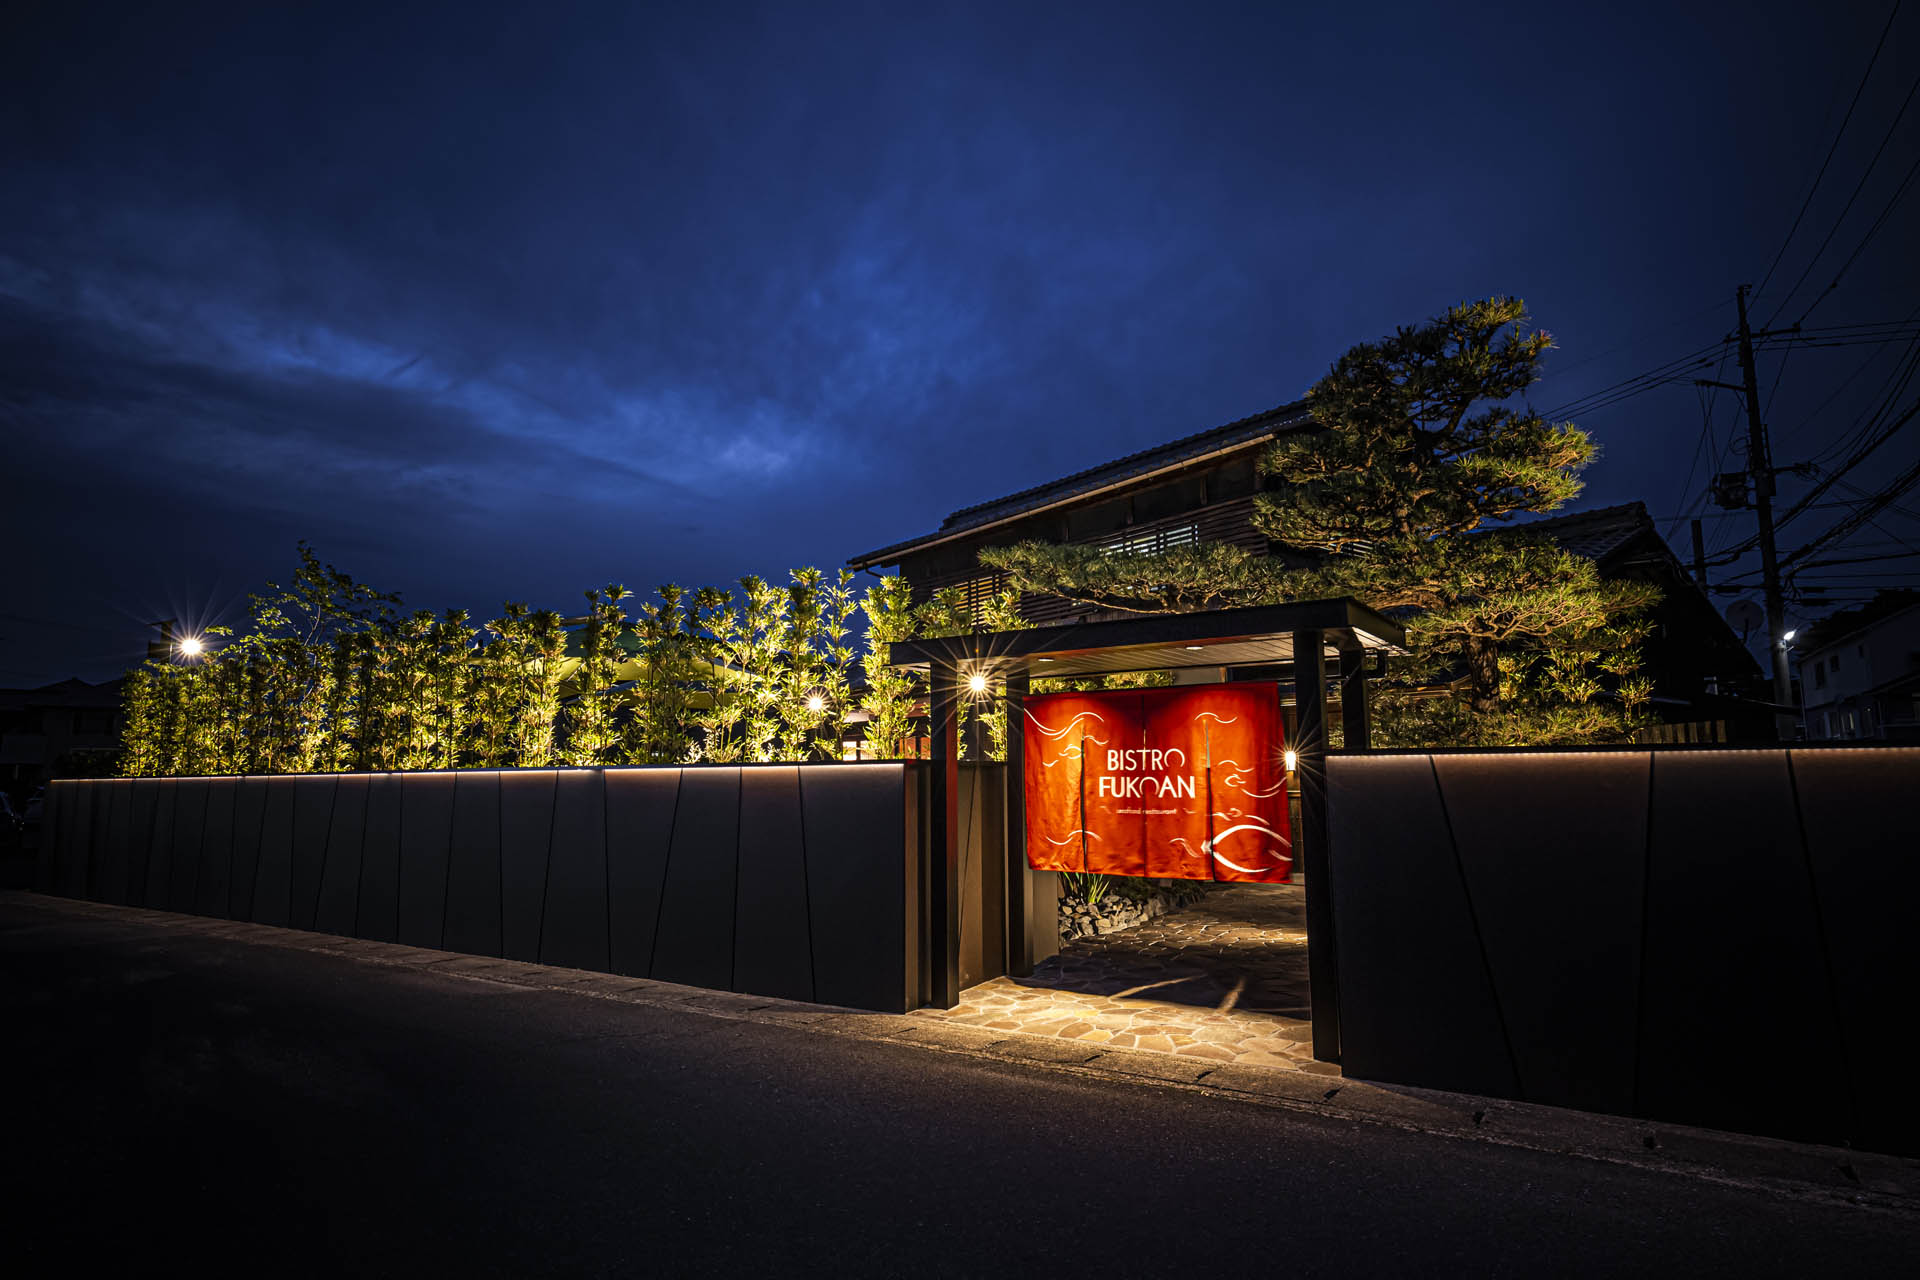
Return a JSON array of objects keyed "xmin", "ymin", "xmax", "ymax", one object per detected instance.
[{"xmin": 886, "ymin": 597, "xmax": 1406, "ymax": 1064}]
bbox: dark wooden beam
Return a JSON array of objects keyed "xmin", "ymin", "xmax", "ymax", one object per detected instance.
[
  {"xmin": 927, "ymin": 660, "xmax": 961, "ymax": 1009},
  {"xmin": 1003, "ymin": 668, "xmax": 1034, "ymax": 977},
  {"xmin": 1292, "ymin": 627, "xmax": 1341, "ymax": 1064},
  {"xmin": 1338, "ymin": 644, "xmax": 1371, "ymax": 752},
  {"xmin": 888, "ymin": 597, "xmax": 1405, "ymax": 674}
]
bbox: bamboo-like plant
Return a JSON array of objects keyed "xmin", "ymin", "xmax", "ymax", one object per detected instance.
[
  {"xmin": 517, "ymin": 609, "xmax": 569, "ymax": 766},
  {"xmin": 116, "ymin": 669, "xmax": 162, "ymax": 777},
  {"xmin": 632, "ymin": 584, "xmax": 698, "ymax": 764},
  {"xmin": 690, "ymin": 585, "xmax": 744, "ymax": 761},
  {"xmin": 115, "ymin": 547, "xmax": 1009, "ymax": 777},
  {"xmin": 429, "ymin": 610, "xmax": 475, "ymax": 768},
  {"xmin": 812, "ymin": 568, "xmax": 859, "ymax": 760},
  {"xmin": 776, "ymin": 569, "xmax": 826, "ymax": 761},
  {"xmin": 564, "ymin": 585, "xmax": 630, "ymax": 765},
  {"xmin": 858, "ymin": 575, "xmax": 920, "ymax": 759}
]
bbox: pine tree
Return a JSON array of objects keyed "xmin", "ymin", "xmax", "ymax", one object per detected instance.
[{"xmin": 984, "ymin": 298, "xmax": 1659, "ymax": 745}]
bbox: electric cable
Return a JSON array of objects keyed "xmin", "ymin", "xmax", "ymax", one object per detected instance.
[{"xmin": 1753, "ymin": 1, "xmax": 1905, "ymax": 303}]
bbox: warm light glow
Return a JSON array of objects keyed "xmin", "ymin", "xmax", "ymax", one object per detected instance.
[
  {"xmin": 177, "ymin": 635, "xmax": 205, "ymax": 658},
  {"xmin": 806, "ymin": 693, "xmax": 825, "ymax": 713},
  {"xmin": 1184, "ymin": 644, "xmax": 1204, "ymax": 651},
  {"xmin": 967, "ymin": 672, "xmax": 989, "ymax": 695},
  {"xmin": 1284, "ymin": 748, "xmax": 1298, "ymax": 773}
]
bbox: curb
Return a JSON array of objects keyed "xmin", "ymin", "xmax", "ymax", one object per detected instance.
[{"xmin": 10, "ymin": 890, "xmax": 1918, "ymax": 1214}]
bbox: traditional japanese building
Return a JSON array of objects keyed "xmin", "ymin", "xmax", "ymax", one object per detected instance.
[{"xmin": 848, "ymin": 401, "xmax": 1769, "ymax": 737}]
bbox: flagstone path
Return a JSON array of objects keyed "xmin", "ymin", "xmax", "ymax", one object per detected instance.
[{"xmin": 911, "ymin": 882, "xmax": 1334, "ymax": 1074}]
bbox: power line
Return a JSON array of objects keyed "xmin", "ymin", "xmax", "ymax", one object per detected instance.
[
  {"xmin": 1794, "ymin": 150, "xmax": 1920, "ymax": 321},
  {"xmin": 1779, "ymin": 453, "xmax": 1920, "ymax": 571},
  {"xmin": 1764, "ymin": 65, "xmax": 1920, "ymax": 328},
  {"xmin": 1753, "ymin": 0, "xmax": 1905, "ymax": 303},
  {"xmin": 1541, "ymin": 341, "xmax": 1729, "ymax": 420}
]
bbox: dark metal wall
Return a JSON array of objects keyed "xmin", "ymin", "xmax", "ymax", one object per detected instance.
[
  {"xmin": 1327, "ymin": 747, "xmax": 1920, "ymax": 1155},
  {"xmin": 38, "ymin": 763, "xmax": 923, "ymax": 1012}
]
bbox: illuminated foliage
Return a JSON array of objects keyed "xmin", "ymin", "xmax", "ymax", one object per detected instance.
[
  {"xmin": 982, "ymin": 298, "xmax": 1659, "ymax": 746},
  {"xmin": 563, "ymin": 586, "xmax": 630, "ymax": 766},
  {"xmin": 858, "ymin": 575, "xmax": 920, "ymax": 760},
  {"xmin": 114, "ymin": 549, "xmax": 980, "ymax": 774}
]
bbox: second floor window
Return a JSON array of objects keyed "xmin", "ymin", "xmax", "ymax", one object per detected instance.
[{"xmin": 1099, "ymin": 522, "xmax": 1199, "ymax": 556}]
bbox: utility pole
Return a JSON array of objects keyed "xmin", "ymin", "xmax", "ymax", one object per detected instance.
[
  {"xmin": 1733, "ymin": 284, "xmax": 1794, "ymax": 738},
  {"xmin": 1690, "ymin": 518, "xmax": 1708, "ymax": 589}
]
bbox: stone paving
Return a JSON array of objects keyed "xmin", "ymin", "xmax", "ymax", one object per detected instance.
[{"xmin": 913, "ymin": 882, "xmax": 1335, "ymax": 1075}]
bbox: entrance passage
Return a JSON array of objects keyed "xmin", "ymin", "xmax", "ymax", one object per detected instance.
[{"xmin": 915, "ymin": 883, "xmax": 1331, "ymax": 1074}]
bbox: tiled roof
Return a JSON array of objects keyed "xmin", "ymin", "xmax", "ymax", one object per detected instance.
[
  {"xmin": 848, "ymin": 400, "xmax": 1311, "ymax": 566},
  {"xmin": 1506, "ymin": 501, "xmax": 1657, "ymax": 564}
]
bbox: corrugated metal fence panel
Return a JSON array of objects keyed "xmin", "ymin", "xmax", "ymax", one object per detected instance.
[
  {"xmin": 194, "ymin": 777, "xmax": 237, "ymax": 919},
  {"xmin": 1788, "ymin": 747, "xmax": 1920, "ymax": 1156},
  {"xmin": 167, "ymin": 780, "xmax": 208, "ymax": 914},
  {"xmin": 34, "ymin": 764, "xmax": 921, "ymax": 1014},
  {"xmin": 1325, "ymin": 755, "xmax": 1515, "ymax": 1099},
  {"xmin": 396, "ymin": 773, "xmax": 457, "ymax": 950},
  {"xmin": 541, "ymin": 770, "xmax": 608, "ymax": 972},
  {"xmin": 1432, "ymin": 752, "xmax": 1649, "ymax": 1117},
  {"xmin": 443, "ymin": 771, "xmax": 502, "ymax": 957},
  {"xmin": 314, "ymin": 775, "xmax": 368, "ymax": 936},
  {"xmin": 801, "ymin": 764, "xmax": 913, "ymax": 1012},
  {"xmin": 734, "ymin": 766, "xmax": 814, "ymax": 1003},
  {"xmin": 288, "ymin": 775, "xmax": 337, "ymax": 931},
  {"xmin": 1328, "ymin": 747, "xmax": 1920, "ymax": 1155},
  {"xmin": 230, "ymin": 777, "xmax": 272, "ymax": 922},
  {"xmin": 651, "ymin": 767, "xmax": 741, "ymax": 991},
  {"xmin": 498, "ymin": 770, "xmax": 557, "ymax": 962},
  {"xmin": 255, "ymin": 775, "xmax": 299, "ymax": 924},
  {"xmin": 603, "ymin": 769, "xmax": 679, "ymax": 977},
  {"xmin": 1638, "ymin": 751, "xmax": 1850, "ymax": 1143}
]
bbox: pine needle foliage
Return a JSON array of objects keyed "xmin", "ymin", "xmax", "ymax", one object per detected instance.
[{"xmin": 980, "ymin": 298, "xmax": 1660, "ymax": 746}]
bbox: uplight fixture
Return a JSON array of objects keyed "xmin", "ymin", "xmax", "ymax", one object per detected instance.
[{"xmin": 806, "ymin": 693, "xmax": 826, "ymax": 714}]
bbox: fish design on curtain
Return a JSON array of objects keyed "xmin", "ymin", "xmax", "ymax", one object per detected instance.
[{"xmin": 1022, "ymin": 683, "xmax": 1291, "ymax": 883}]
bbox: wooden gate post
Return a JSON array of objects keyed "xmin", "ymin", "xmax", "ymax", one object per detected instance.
[
  {"xmin": 1292, "ymin": 629, "xmax": 1341, "ymax": 1063},
  {"xmin": 927, "ymin": 659, "xmax": 962, "ymax": 1008},
  {"xmin": 1338, "ymin": 644, "xmax": 1371, "ymax": 751},
  {"xmin": 1003, "ymin": 668, "xmax": 1035, "ymax": 977}
]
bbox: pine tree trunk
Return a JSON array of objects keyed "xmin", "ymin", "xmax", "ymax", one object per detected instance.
[{"xmin": 1466, "ymin": 636, "xmax": 1500, "ymax": 715}]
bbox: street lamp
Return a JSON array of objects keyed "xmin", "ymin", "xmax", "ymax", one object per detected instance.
[{"xmin": 177, "ymin": 635, "xmax": 205, "ymax": 659}]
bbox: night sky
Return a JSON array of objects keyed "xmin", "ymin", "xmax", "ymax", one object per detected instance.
[{"xmin": 6, "ymin": 1, "xmax": 1917, "ymax": 686}]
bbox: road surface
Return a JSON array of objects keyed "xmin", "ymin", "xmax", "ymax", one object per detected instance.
[{"xmin": 3, "ymin": 897, "xmax": 1914, "ymax": 1277}]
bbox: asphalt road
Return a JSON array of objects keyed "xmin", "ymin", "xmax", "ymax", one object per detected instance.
[{"xmin": 4, "ymin": 900, "xmax": 1915, "ymax": 1278}]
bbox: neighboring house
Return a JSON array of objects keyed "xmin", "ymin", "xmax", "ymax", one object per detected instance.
[
  {"xmin": 1795, "ymin": 594, "xmax": 1920, "ymax": 742},
  {"xmin": 848, "ymin": 401, "xmax": 1767, "ymax": 735},
  {"xmin": 0, "ymin": 677, "xmax": 125, "ymax": 795}
]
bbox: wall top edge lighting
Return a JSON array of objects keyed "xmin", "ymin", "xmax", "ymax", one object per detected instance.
[
  {"xmin": 82, "ymin": 760, "xmax": 922, "ymax": 784},
  {"xmin": 1328, "ymin": 743, "xmax": 1920, "ymax": 759}
]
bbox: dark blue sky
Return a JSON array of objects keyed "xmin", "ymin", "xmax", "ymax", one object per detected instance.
[{"xmin": 5, "ymin": 1, "xmax": 1917, "ymax": 684}]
